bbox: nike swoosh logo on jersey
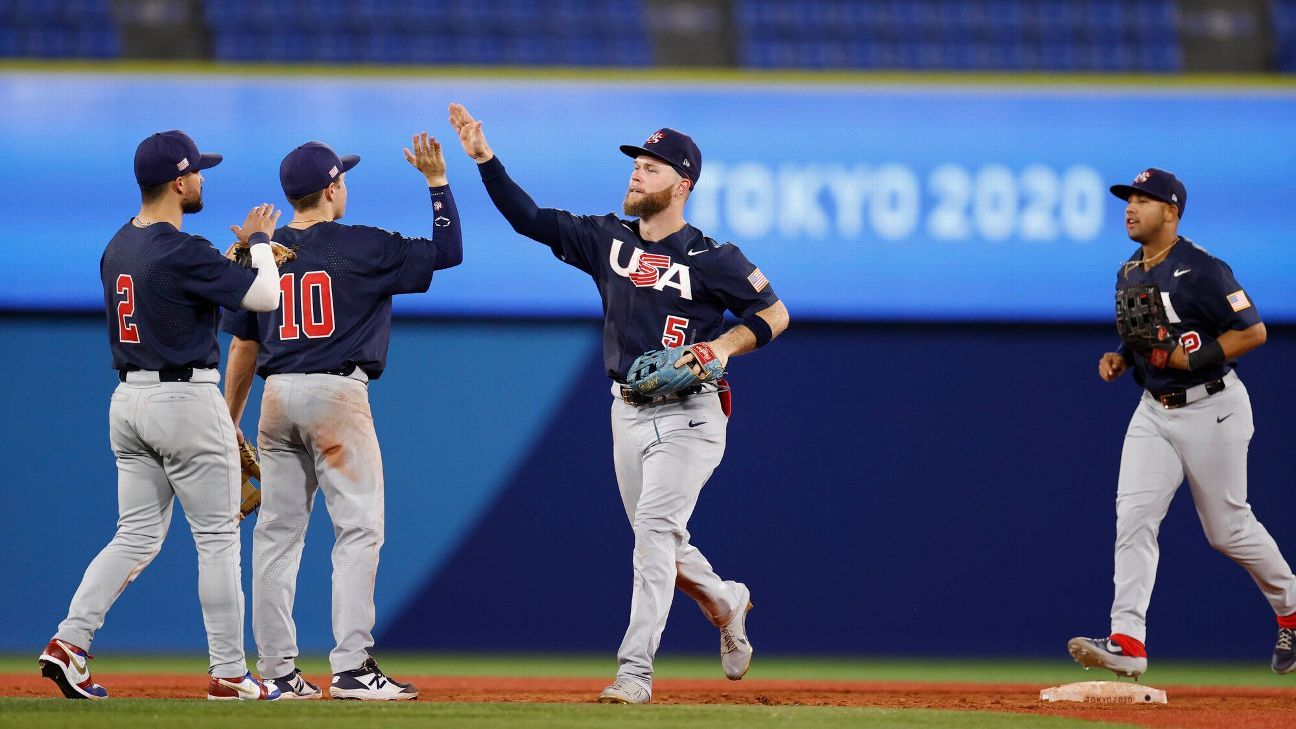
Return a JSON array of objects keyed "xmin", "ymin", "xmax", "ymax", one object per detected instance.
[
  {"xmin": 687, "ymin": 248, "xmax": 709, "ymax": 256},
  {"xmin": 217, "ymin": 677, "xmax": 262, "ymax": 699},
  {"xmin": 689, "ymin": 420, "xmax": 706, "ymax": 427},
  {"xmin": 1174, "ymin": 268, "xmax": 1191, "ymax": 277},
  {"xmin": 1217, "ymin": 413, "xmax": 1233, "ymax": 423}
]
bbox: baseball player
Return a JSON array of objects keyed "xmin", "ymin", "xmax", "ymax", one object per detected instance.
[
  {"xmin": 221, "ymin": 133, "xmax": 462, "ymax": 700},
  {"xmin": 448, "ymin": 103, "xmax": 789, "ymax": 704},
  {"xmin": 1068, "ymin": 168, "xmax": 1296, "ymax": 678},
  {"xmin": 39, "ymin": 131, "xmax": 283, "ymax": 701}
]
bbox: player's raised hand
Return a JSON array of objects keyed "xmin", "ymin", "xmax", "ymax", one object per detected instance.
[
  {"xmin": 403, "ymin": 131, "xmax": 448, "ymax": 187},
  {"xmin": 448, "ymin": 103, "xmax": 493, "ymax": 163},
  {"xmin": 1098, "ymin": 352, "xmax": 1128, "ymax": 381},
  {"xmin": 230, "ymin": 203, "xmax": 281, "ymax": 243}
]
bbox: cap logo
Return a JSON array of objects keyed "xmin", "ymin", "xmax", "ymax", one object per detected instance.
[
  {"xmin": 1134, "ymin": 170, "xmax": 1152, "ymax": 183},
  {"xmin": 645, "ymin": 131, "xmax": 666, "ymax": 145},
  {"xmin": 681, "ymin": 159, "xmax": 690, "ymax": 167},
  {"xmin": 1171, "ymin": 194, "xmax": 1178, "ymax": 202},
  {"xmin": 329, "ymin": 165, "xmax": 339, "ymax": 178},
  {"xmin": 177, "ymin": 157, "xmax": 190, "ymax": 172}
]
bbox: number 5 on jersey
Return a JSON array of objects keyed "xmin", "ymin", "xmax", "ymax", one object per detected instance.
[
  {"xmin": 278, "ymin": 272, "xmax": 335, "ymax": 340},
  {"xmin": 662, "ymin": 315, "xmax": 689, "ymax": 348}
]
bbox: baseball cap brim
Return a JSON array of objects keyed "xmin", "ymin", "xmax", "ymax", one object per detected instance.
[
  {"xmin": 619, "ymin": 144, "xmax": 691, "ymax": 181},
  {"xmin": 195, "ymin": 152, "xmax": 223, "ymax": 172},
  {"xmin": 1110, "ymin": 184, "xmax": 1173, "ymax": 206},
  {"xmin": 339, "ymin": 154, "xmax": 360, "ymax": 173}
]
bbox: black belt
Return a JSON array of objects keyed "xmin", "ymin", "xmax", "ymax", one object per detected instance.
[
  {"xmin": 1156, "ymin": 378, "xmax": 1226, "ymax": 409},
  {"xmin": 119, "ymin": 367, "xmax": 194, "ymax": 382},
  {"xmin": 619, "ymin": 384, "xmax": 702, "ymax": 406},
  {"xmin": 305, "ymin": 363, "xmax": 373, "ymax": 379}
]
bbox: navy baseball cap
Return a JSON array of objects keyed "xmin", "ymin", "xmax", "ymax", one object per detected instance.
[
  {"xmin": 134, "ymin": 130, "xmax": 222, "ymax": 186},
  {"xmin": 280, "ymin": 141, "xmax": 361, "ymax": 199},
  {"xmin": 620, "ymin": 128, "xmax": 701, "ymax": 186},
  {"xmin": 1110, "ymin": 168, "xmax": 1187, "ymax": 216}
]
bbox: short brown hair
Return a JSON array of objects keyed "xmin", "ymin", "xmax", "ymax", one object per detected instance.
[
  {"xmin": 289, "ymin": 188, "xmax": 325, "ymax": 212},
  {"xmin": 139, "ymin": 180, "xmax": 171, "ymax": 204}
]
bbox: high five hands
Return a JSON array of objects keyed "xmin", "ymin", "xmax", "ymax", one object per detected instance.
[
  {"xmin": 448, "ymin": 103, "xmax": 494, "ymax": 163},
  {"xmin": 403, "ymin": 131, "xmax": 448, "ymax": 187}
]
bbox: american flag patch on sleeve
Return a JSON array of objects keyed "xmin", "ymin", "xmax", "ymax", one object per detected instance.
[
  {"xmin": 747, "ymin": 268, "xmax": 769, "ymax": 292},
  {"xmin": 1227, "ymin": 290, "xmax": 1251, "ymax": 312}
]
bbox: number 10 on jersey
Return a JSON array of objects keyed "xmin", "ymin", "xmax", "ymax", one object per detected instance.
[{"xmin": 278, "ymin": 272, "xmax": 335, "ymax": 340}]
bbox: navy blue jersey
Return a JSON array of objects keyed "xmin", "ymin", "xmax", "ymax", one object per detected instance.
[
  {"xmin": 221, "ymin": 186, "xmax": 462, "ymax": 379},
  {"xmin": 552, "ymin": 215, "xmax": 779, "ymax": 378},
  {"xmin": 101, "ymin": 220, "xmax": 256, "ymax": 371},
  {"xmin": 477, "ymin": 157, "xmax": 779, "ymax": 380},
  {"xmin": 1117, "ymin": 237, "xmax": 1261, "ymax": 396}
]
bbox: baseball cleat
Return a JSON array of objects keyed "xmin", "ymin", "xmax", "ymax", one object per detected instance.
[
  {"xmin": 1067, "ymin": 636, "xmax": 1147, "ymax": 679},
  {"xmin": 597, "ymin": 676, "xmax": 651, "ymax": 704},
  {"xmin": 38, "ymin": 639, "xmax": 107, "ymax": 699},
  {"xmin": 1273, "ymin": 627, "xmax": 1296, "ymax": 674},
  {"xmin": 263, "ymin": 668, "xmax": 322, "ymax": 699},
  {"xmin": 330, "ymin": 657, "xmax": 418, "ymax": 700},
  {"xmin": 208, "ymin": 672, "xmax": 280, "ymax": 701},
  {"xmin": 720, "ymin": 581, "xmax": 754, "ymax": 680}
]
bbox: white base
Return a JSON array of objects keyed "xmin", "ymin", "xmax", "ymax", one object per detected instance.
[{"xmin": 1040, "ymin": 680, "xmax": 1167, "ymax": 704}]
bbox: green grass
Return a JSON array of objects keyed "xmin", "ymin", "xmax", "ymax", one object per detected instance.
[
  {"xmin": 0, "ymin": 698, "xmax": 1137, "ymax": 729},
  {"xmin": 4, "ymin": 652, "xmax": 1294, "ymax": 687},
  {"xmin": 1, "ymin": 59, "xmax": 1295, "ymax": 89}
]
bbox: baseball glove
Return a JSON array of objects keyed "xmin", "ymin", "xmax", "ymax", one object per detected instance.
[
  {"xmin": 1116, "ymin": 284, "xmax": 1178, "ymax": 368},
  {"xmin": 237, "ymin": 440, "xmax": 262, "ymax": 522},
  {"xmin": 225, "ymin": 240, "xmax": 297, "ymax": 268},
  {"xmin": 626, "ymin": 342, "xmax": 725, "ymax": 398}
]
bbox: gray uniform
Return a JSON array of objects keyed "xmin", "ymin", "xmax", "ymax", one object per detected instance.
[
  {"xmin": 252, "ymin": 370, "xmax": 383, "ymax": 677},
  {"xmin": 1109, "ymin": 239, "xmax": 1296, "ymax": 642},
  {"xmin": 611, "ymin": 384, "xmax": 745, "ymax": 686},
  {"xmin": 56, "ymin": 370, "xmax": 247, "ymax": 676}
]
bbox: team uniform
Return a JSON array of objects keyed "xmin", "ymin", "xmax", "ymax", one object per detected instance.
[
  {"xmin": 220, "ymin": 147, "xmax": 461, "ymax": 699},
  {"xmin": 1070, "ymin": 171, "xmax": 1296, "ymax": 678},
  {"xmin": 475, "ymin": 141, "xmax": 778, "ymax": 700},
  {"xmin": 40, "ymin": 131, "xmax": 280, "ymax": 701}
]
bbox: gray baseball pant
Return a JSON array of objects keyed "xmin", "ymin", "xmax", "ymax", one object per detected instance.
[
  {"xmin": 54, "ymin": 371, "xmax": 248, "ymax": 676},
  {"xmin": 1110, "ymin": 372, "xmax": 1296, "ymax": 642},
  {"xmin": 252, "ymin": 371, "xmax": 385, "ymax": 678},
  {"xmin": 610, "ymin": 387, "xmax": 744, "ymax": 690}
]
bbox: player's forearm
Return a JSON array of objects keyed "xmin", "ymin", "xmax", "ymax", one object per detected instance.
[
  {"xmin": 238, "ymin": 235, "xmax": 280, "ymax": 312},
  {"xmin": 476, "ymin": 156, "xmax": 562, "ymax": 245},
  {"xmin": 428, "ymin": 185, "xmax": 463, "ymax": 269},
  {"xmin": 1217, "ymin": 323, "xmax": 1266, "ymax": 360},
  {"xmin": 224, "ymin": 336, "xmax": 259, "ymax": 424},
  {"xmin": 714, "ymin": 301, "xmax": 789, "ymax": 360}
]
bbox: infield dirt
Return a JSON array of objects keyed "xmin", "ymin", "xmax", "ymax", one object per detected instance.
[{"xmin": 4, "ymin": 674, "xmax": 1296, "ymax": 728}]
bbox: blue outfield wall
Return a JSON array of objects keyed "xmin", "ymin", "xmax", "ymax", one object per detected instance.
[{"xmin": 3, "ymin": 316, "xmax": 1295, "ymax": 660}]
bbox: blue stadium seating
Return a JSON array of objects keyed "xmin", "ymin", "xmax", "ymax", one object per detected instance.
[
  {"xmin": 0, "ymin": 0, "xmax": 118, "ymax": 60},
  {"xmin": 734, "ymin": 0, "xmax": 1186, "ymax": 72}
]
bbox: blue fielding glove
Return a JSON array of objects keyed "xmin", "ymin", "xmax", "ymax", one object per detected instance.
[{"xmin": 626, "ymin": 343, "xmax": 725, "ymax": 398}]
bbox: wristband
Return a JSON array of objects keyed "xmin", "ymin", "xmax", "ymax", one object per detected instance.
[
  {"xmin": 1187, "ymin": 339, "xmax": 1225, "ymax": 372},
  {"xmin": 247, "ymin": 232, "xmax": 270, "ymax": 245},
  {"xmin": 741, "ymin": 314, "xmax": 773, "ymax": 349}
]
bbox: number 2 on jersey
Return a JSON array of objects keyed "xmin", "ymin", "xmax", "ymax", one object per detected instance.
[
  {"xmin": 116, "ymin": 274, "xmax": 140, "ymax": 343},
  {"xmin": 662, "ymin": 315, "xmax": 690, "ymax": 348},
  {"xmin": 278, "ymin": 272, "xmax": 336, "ymax": 340}
]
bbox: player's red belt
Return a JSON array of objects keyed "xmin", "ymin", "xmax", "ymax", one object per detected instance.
[
  {"xmin": 1155, "ymin": 377, "xmax": 1226, "ymax": 409},
  {"xmin": 619, "ymin": 384, "xmax": 703, "ymax": 407}
]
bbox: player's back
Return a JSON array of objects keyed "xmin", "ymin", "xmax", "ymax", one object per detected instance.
[
  {"xmin": 101, "ymin": 220, "xmax": 253, "ymax": 372},
  {"xmin": 235, "ymin": 221, "xmax": 444, "ymax": 379}
]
